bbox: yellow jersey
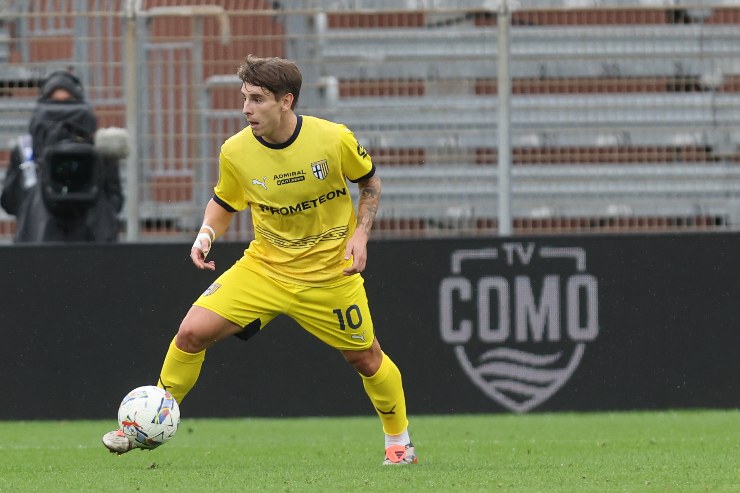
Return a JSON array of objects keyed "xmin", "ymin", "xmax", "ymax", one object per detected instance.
[{"xmin": 213, "ymin": 115, "xmax": 375, "ymax": 285}]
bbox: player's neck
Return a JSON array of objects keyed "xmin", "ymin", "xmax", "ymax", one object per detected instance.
[{"xmin": 262, "ymin": 112, "xmax": 298, "ymax": 145}]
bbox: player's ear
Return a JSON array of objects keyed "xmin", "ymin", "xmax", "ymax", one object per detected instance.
[{"xmin": 281, "ymin": 92, "xmax": 294, "ymax": 111}]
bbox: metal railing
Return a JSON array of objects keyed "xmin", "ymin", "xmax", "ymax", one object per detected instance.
[{"xmin": 0, "ymin": 0, "xmax": 739, "ymax": 243}]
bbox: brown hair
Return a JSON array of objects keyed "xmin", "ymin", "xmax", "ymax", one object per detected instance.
[{"xmin": 237, "ymin": 55, "xmax": 302, "ymax": 109}]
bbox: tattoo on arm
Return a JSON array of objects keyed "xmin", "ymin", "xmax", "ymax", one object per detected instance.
[{"xmin": 357, "ymin": 177, "xmax": 380, "ymax": 235}]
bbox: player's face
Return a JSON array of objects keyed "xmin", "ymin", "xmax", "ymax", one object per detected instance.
[
  {"xmin": 241, "ymin": 83, "xmax": 291, "ymax": 144},
  {"xmin": 49, "ymin": 88, "xmax": 75, "ymax": 101}
]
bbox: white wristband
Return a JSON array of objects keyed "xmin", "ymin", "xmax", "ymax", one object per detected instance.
[
  {"xmin": 192, "ymin": 232, "xmax": 212, "ymax": 257},
  {"xmin": 201, "ymin": 224, "xmax": 216, "ymax": 240}
]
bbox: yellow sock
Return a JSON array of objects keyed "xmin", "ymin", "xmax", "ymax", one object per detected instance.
[
  {"xmin": 157, "ymin": 336, "xmax": 206, "ymax": 404},
  {"xmin": 361, "ymin": 352, "xmax": 409, "ymax": 436}
]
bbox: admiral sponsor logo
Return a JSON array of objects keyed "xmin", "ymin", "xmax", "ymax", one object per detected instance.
[
  {"xmin": 275, "ymin": 170, "xmax": 306, "ymax": 186},
  {"xmin": 311, "ymin": 160, "xmax": 329, "ymax": 180},
  {"xmin": 438, "ymin": 243, "xmax": 600, "ymax": 413},
  {"xmin": 257, "ymin": 188, "xmax": 347, "ymax": 215}
]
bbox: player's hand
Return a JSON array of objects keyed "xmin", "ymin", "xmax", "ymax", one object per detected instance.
[
  {"xmin": 343, "ymin": 230, "xmax": 368, "ymax": 275},
  {"xmin": 191, "ymin": 236, "xmax": 216, "ymax": 271}
]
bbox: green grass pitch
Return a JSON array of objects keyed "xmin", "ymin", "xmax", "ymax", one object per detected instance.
[{"xmin": 0, "ymin": 410, "xmax": 737, "ymax": 492}]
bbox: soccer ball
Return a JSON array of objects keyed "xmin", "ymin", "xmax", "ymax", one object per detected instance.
[{"xmin": 117, "ymin": 385, "xmax": 180, "ymax": 449}]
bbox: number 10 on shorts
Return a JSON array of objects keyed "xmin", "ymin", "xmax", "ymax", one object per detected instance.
[{"xmin": 333, "ymin": 304, "xmax": 363, "ymax": 330}]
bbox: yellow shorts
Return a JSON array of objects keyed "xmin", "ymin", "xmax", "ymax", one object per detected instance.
[{"xmin": 193, "ymin": 262, "xmax": 375, "ymax": 351}]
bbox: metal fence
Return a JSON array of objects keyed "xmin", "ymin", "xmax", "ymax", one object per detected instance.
[{"xmin": 1, "ymin": 0, "xmax": 739, "ymax": 243}]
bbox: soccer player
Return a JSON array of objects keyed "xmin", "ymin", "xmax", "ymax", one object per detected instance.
[{"xmin": 103, "ymin": 55, "xmax": 417, "ymax": 465}]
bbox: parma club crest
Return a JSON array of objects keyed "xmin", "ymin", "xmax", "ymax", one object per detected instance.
[{"xmin": 311, "ymin": 160, "xmax": 329, "ymax": 180}]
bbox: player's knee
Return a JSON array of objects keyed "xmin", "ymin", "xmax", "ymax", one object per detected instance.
[
  {"xmin": 343, "ymin": 342, "xmax": 382, "ymax": 377},
  {"xmin": 175, "ymin": 321, "xmax": 208, "ymax": 353}
]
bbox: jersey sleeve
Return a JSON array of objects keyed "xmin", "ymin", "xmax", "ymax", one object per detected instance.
[
  {"xmin": 213, "ymin": 151, "xmax": 247, "ymax": 212},
  {"xmin": 339, "ymin": 125, "xmax": 375, "ymax": 183}
]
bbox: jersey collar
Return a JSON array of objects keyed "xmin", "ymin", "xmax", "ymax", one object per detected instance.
[{"xmin": 253, "ymin": 114, "xmax": 303, "ymax": 149}]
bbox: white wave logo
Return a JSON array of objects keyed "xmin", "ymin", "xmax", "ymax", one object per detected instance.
[
  {"xmin": 455, "ymin": 345, "xmax": 585, "ymax": 413},
  {"xmin": 439, "ymin": 243, "xmax": 599, "ymax": 413}
]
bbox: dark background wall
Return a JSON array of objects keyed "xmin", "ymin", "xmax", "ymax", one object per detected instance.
[{"xmin": 1, "ymin": 233, "xmax": 738, "ymax": 420}]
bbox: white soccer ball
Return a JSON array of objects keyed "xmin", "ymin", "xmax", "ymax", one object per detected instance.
[{"xmin": 117, "ymin": 385, "xmax": 180, "ymax": 449}]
